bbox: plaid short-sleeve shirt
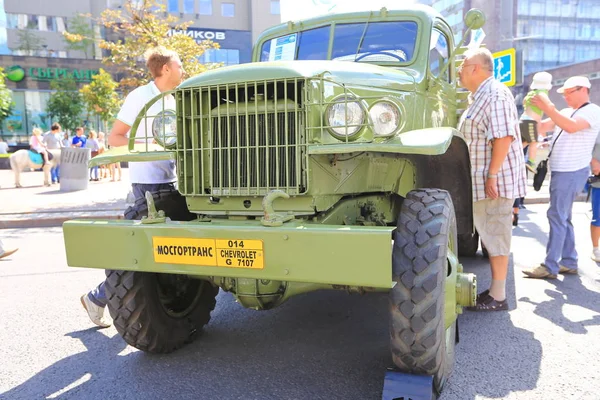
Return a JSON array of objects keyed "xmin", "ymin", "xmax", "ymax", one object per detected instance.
[{"xmin": 458, "ymin": 77, "xmax": 527, "ymax": 203}]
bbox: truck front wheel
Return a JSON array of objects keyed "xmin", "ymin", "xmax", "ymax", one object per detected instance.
[
  {"xmin": 390, "ymin": 189, "xmax": 457, "ymax": 395},
  {"xmin": 106, "ymin": 188, "xmax": 218, "ymax": 353},
  {"xmin": 105, "ymin": 270, "xmax": 218, "ymax": 353}
]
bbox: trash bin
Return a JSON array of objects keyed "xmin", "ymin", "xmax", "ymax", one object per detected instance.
[{"xmin": 60, "ymin": 147, "xmax": 91, "ymax": 191}]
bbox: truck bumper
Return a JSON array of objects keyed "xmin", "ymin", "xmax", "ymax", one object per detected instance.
[{"xmin": 63, "ymin": 219, "xmax": 395, "ymax": 289}]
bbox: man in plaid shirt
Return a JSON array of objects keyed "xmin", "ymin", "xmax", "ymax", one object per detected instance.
[{"xmin": 458, "ymin": 48, "xmax": 527, "ymax": 311}]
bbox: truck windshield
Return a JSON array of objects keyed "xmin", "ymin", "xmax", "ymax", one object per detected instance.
[{"xmin": 260, "ymin": 21, "xmax": 418, "ymax": 63}]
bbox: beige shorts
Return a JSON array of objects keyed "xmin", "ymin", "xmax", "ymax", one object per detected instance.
[{"xmin": 473, "ymin": 198, "xmax": 514, "ymax": 257}]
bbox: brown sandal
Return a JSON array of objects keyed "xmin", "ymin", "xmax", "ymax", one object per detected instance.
[{"xmin": 467, "ymin": 295, "xmax": 508, "ymax": 312}]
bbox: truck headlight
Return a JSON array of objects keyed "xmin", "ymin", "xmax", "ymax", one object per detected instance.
[
  {"xmin": 326, "ymin": 96, "xmax": 365, "ymax": 138},
  {"xmin": 152, "ymin": 109, "xmax": 177, "ymax": 148},
  {"xmin": 369, "ymin": 101, "xmax": 401, "ymax": 136}
]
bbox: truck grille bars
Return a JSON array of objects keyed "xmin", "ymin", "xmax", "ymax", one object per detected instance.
[{"xmin": 177, "ymin": 79, "xmax": 308, "ymax": 196}]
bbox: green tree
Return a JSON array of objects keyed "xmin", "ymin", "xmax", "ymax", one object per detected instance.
[
  {"xmin": 64, "ymin": 14, "xmax": 95, "ymax": 59},
  {"xmin": 16, "ymin": 25, "xmax": 46, "ymax": 55},
  {"xmin": 0, "ymin": 68, "xmax": 14, "ymax": 134},
  {"xmin": 46, "ymin": 77, "xmax": 85, "ymax": 133},
  {"xmin": 80, "ymin": 68, "xmax": 122, "ymax": 130},
  {"xmin": 64, "ymin": 0, "xmax": 220, "ymax": 92}
]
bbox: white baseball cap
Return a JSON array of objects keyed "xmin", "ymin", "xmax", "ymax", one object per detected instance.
[
  {"xmin": 530, "ymin": 71, "xmax": 553, "ymax": 90},
  {"xmin": 556, "ymin": 76, "xmax": 591, "ymax": 94}
]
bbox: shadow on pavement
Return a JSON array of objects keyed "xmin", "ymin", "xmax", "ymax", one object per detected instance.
[
  {"xmin": 441, "ymin": 255, "xmax": 542, "ymax": 399},
  {"xmin": 520, "ymin": 275, "xmax": 600, "ymax": 334},
  {"xmin": 1, "ymin": 262, "xmax": 542, "ymax": 400},
  {"xmin": 512, "ymin": 208, "xmax": 549, "ymax": 248},
  {"xmin": 1, "ymin": 328, "xmax": 128, "ymax": 399}
]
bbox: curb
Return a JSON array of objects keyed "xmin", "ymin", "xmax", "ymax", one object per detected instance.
[
  {"xmin": 1, "ymin": 213, "xmax": 124, "ymax": 229},
  {"xmin": 524, "ymin": 194, "xmax": 587, "ymax": 205}
]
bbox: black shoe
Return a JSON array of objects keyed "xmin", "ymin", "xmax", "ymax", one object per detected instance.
[
  {"xmin": 512, "ymin": 213, "xmax": 519, "ymax": 227},
  {"xmin": 477, "ymin": 289, "xmax": 491, "ymax": 303},
  {"xmin": 467, "ymin": 296, "xmax": 508, "ymax": 312}
]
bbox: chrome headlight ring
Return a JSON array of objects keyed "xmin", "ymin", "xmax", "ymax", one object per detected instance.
[
  {"xmin": 152, "ymin": 109, "xmax": 177, "ymax": 148},
  {"xmin": 369, "ymin": 100, "xmax": 402, "ymax": 137},
  {"xmin": 325, "ymin": 95, "xmax": 366, "ymax": 140}
]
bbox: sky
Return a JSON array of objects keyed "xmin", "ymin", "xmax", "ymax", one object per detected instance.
[{"xmin": 280, "ymin": 0, "xmax": 421, "ymax": 23}]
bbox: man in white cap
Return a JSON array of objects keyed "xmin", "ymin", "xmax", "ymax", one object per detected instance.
[{"xmin": 523, "ymin": 76, "xmax": 600, "ymax": 279}]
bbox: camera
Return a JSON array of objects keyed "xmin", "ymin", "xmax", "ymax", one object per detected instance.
[{"xmin": 588, "ymin": 175, "xmax": 600, "ymax": 185}]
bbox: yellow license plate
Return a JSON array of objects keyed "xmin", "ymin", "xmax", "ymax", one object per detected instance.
[{"xmin": 153, "ymin": 237, "xmax": 264, "ymax": 269}]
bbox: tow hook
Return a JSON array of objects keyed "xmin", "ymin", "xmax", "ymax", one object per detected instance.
[
  {"xmin": 261, "ymin": 190, "xmax": 294, "ymax": 227},
  {"xmin": 141, "ymin": 191, "xmax": 167, "ymax": 224}
]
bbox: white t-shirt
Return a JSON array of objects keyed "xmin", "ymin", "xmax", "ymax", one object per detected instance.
[
  {"xmin": 549, "ymin": 103, "xmax": 600, "ymax": 172},
  {"xmin": 116, "ymin": 81, "xmax": 176, "ymax": 184},
  {"xmin": 0, "ymin": 142, "xmax": 8, "ymax": 154}
]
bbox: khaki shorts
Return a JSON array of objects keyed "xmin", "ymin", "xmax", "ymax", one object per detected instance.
[{"xmin": 473, "ymin": 198, "xmax": 514, "ymax": 257}]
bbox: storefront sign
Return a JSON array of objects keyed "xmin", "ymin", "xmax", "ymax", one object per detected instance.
[
  {"xmin": 27, "ymin": 67, "xmax": 99, "ymax": 82},
  {"xmin": 6, "ymin": 65, "xmax": 25, "ymax": 82},
  {"xmin": 168, "ymin": 28, "xmax": 227, "ymax": 43}
]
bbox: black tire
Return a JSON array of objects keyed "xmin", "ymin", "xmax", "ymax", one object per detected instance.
[
  {"xmin": 105, "ymin": 270, "xmax": 218, "ymax": 353},
  {"xmin": 106, "ymin": 188, "xmax": 217, "ymax": 353},
  {"xmin": 390, "ymin": 189, "xmax": 457, "ymax": 395},
  {"xmin": 124, "ymin": 188, "xmax": 196, "ymax": 221},
  {"xmin": 458, "ymin": 230, "xmax": 479, "ymax": 257}
]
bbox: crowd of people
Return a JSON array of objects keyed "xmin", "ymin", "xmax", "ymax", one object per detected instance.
[
  {"xmin": 27, "ymin": 123, "xmax": 122, "ymax": 183},
  {"xmin": 458, "ymin": 48, "xmax": 600, "ymax": 311}
]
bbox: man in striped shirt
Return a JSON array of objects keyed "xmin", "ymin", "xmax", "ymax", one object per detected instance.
[
  {"xmin": 458, "ymin": 48, "xmax": 527, "ymax": 311},
  {"xmin": 523, "ymin": 76, "xmax": 600, "ymax": 279}
]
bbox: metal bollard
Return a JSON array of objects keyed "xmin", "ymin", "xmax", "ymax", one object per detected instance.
[{"xmin": 60, "ymin": 147, "xmax": 91, "ymax": 192}]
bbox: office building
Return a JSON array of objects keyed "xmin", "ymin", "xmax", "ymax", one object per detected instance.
[{"xmin": 423, "ymin": 0, "xmax": 600, "ymax": 78}]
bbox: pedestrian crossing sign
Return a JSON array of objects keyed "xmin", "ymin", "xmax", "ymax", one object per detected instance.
[{"xmin": 492, "ymin": 48, "xmax": 516, "ymax": 87}]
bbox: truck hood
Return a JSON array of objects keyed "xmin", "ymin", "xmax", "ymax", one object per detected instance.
[{"xmin": 179, "ymin": 60, "xmax": 417, "ymax": 92}]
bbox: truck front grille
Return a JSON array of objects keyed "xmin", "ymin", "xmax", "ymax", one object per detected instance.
[{"xmin": 177, "ymin": 79, "xmax": 308, "ymax": 196}]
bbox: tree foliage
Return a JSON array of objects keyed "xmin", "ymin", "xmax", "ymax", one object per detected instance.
[
  {"xmin": 16, "ymin": 27, "xmax": 46, "ymax": 55},
  {"xmin": 0, "ymin": 68, "xmax": 14, "ymax": 133},
  {"xmin": 63, "ymin": 14, "xmax": 95, "ymax": 59},
  {"xmin": 64, "ymin": 0, "xmax": 220, "ymax": 92},
  {"xmin": 46, "ymin": 77, "xmax": 85, "ymax": 132},
  {"xmin": 80, "ymin": 68, "xmax": 122, "ymax": 126}
]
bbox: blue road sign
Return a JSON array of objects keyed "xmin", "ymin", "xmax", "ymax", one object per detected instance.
[{"xmin": 492, "ymin": 48, "xmax": 516, "ymax": 87}]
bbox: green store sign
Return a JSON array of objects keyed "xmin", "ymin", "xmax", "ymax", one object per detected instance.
[
  {"xmin": 5, "ymin": 65, "xmax": 99, "ymax": 82},
  {"xmin": 28, "ymin": 67, "xmax": 99, "ymax": 82}
]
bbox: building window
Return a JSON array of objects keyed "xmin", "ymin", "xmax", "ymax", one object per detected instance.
[
  {"xmin": 199, "ymin": 0, "xmax": 212, "ymax": 15},
  {"xmin": 184, "ymin": 0, "xmax": 194, "ymax": 14},
  {"xmin": 270, "ymin": 0, "xmax": 280, "ymax": 15},
  {"xmin": 221, "ymin": 3, "xmax": 235, "ymax": 17},
  {"xmin": 167, "ymin": 0, "xmax": 179, "ymax": 13},
  {"xmin": 199, "ymin": 48, "xmax": 240, "ymax": 65}
]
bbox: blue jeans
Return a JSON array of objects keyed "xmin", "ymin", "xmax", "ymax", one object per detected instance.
[
  {"xmin": 88, "ymin": 182, "xmax": 176, "ymax": 307},
  {"xmin": 543, "ymin": 167, "xmax": 589, "ymax": 274},
  {"xmin": 89, "ymin": 166, "xmax": 98, "ymax": 180},
  {"xmin": 51, "ymin": 165, "xmax": 59, "ymax": 183}
]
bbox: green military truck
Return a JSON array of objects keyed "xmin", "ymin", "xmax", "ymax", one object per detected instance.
[{"xmin": 64, "ymin": 5, "xmax": 485, "ymax": 395}]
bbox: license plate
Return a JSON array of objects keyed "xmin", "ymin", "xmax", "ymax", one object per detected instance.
[{"xmin": 153, "ymin": 237, "xmax": 264, "ymax": 269}]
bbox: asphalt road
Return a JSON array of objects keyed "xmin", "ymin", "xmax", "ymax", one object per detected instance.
[{"xmin": 1, "ymin": 203, "xmax": 599, "ymax": 400}]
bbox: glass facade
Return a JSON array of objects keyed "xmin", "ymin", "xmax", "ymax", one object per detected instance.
[
  {"xmin": 427, "ymin": 0, "xmax": 600, "ymax": 76},
  {"xmin": 517, "ymin": 0, "xmax": 600, "ymax": 75},
  {"xmin": 0, "ymin": 90, "xmax": 100, "ymax": 143}
]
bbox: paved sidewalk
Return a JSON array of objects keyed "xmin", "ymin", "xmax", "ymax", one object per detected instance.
[
  {"xmin": 0, "ymin": 169, "xmax": 131, "ymax": 228},
  {"xmin": 0, "ymin": 167, "xmax": 586, "ymax": 229}
]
